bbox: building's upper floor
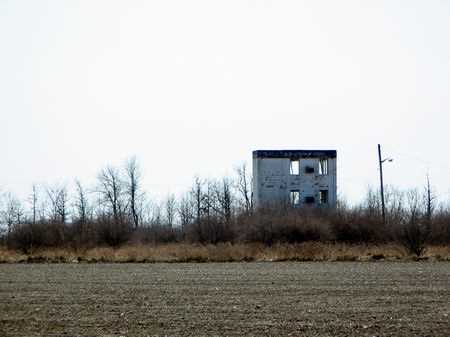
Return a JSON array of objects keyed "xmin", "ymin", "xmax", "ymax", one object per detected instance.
[{"xmin": 252, "ymin": 150, "xmax": 337, "ymax": 208}]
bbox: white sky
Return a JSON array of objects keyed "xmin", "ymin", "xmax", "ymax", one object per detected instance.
[{"xmin": 1, "ymin": 0, "xmax": 450, "ymax": 204}]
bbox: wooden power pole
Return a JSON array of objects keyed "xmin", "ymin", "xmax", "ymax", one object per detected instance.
[{"xmin": 378, "ymin": 144, "xmax": 386, "ymax": 225}]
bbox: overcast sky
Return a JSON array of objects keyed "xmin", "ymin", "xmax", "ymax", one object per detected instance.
[{"xmin": 1, "ymin": 0, "xmax": 450, "ymax": 205}]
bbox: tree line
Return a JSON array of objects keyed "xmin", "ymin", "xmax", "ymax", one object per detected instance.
[{"xmin": 0, "ymin": 157, "xmax": 449, "ymax": 256}]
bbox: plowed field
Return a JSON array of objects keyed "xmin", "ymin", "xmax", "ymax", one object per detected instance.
[{"xmin": 1, "ymin": 262, "xmax": 449, "ymax": 336}]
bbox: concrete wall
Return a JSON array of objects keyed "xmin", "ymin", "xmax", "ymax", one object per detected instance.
[{"xmin": 252, "ymin": 150, "xmax": 337, "ymax": 208}]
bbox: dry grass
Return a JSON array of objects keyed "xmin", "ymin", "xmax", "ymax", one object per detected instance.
[
  {"xmin": 425, "ymin": 245, "xmax": 450, "ymax": 261},
  {"xmin": 1, "ymin": 243, "xmax": 449, "ymax": 263},
  {"xmin": 0, "ymin": 248, "xmax": 28, "ymax": 263}
]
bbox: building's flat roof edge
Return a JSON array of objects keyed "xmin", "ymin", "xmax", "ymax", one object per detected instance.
[{"xmin": 253, "ymin": 150, "xmax": 337, "ymax": 159}]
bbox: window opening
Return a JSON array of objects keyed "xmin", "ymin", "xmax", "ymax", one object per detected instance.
[
  {"xmin": 290, "ymin": 159, "xmax": 299, "ymax": 175},
  {"xmin": 319, "ymin": 159, "xmax": 328, "ymax": 175},
  {"xmin": 305, "ymin": 166, "xmax": 314, "ymax": 174},
  {"xmin": 290, "ymin": 190, "xmax": 300, "ymax": 206},
  {"xmin": 319, "ymin": 190, "xmax": 329, "ymax": 204}
]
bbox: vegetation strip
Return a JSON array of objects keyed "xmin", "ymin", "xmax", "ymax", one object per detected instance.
[{"xmin": 1, "ymin": 243, "xmax": 449, "ymax": 264}]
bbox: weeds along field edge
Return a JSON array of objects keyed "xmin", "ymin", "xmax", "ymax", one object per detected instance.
[{"xmin": 1, "ymin": 243, "xmax": 449, "ymax": 263}]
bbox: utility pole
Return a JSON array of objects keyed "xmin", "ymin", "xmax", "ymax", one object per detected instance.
[
  {"xmin": 378, "ymin": 144, "xmax": 393, "ymax": 226},
  {"xmin": 378, "ymin": 144, "xmax": 386, "ymax": 225}
]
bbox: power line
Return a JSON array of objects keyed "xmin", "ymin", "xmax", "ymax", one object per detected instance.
[{"xmin": 387, "ymin": 147, "xmax": 450, "ymax": 173}]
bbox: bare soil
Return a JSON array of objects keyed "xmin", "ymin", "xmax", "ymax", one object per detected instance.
[{"xmin": 0, "ymin": 262, "xmax": 449, "ymax": 337}]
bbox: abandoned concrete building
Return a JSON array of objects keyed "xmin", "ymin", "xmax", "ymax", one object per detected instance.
[{"xmin": 252, "ymin": 150, "xmax": 337, "ymax": 208}]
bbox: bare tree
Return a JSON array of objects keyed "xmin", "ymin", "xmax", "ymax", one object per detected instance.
[
  {"xmin": 385, "ymin": 186, "xmax": 405, "ymax": 226},
  {"xmin": 221, "ymin": 178, "xmax": 233, "ymax": 223},
  {"xmin": 424, "ymin": 174, "xmax": 436, "ymax": 224},
  {"xmin": 187, "ymin": 177, "xmax": 211, "ymax": 243},
  {"xmin": 1, "ymin": 193, "xmax": 23, "ymax": 247},
  {"xmin": 73, "ymin": 178, "xmax": 93, "ymax": 245},
  {"xmin": 97, "ymin": 166, "xmax": 126, "ymax": 224},
  {"xmin": 407, "ymin": 189, "xmax": 421, "ymax": 223},
  {"xmin": 164, "ymin": 193, "xmax": 177, "ymax": 228},
  {"xmin": 125, "ymin": 156, "xmax": 142, "ymax": 229},
  {"xmin": 400, "ymin": 189, "xmax": 430, "ymax": 256},
  {"xmin": 211, "ymin": 177, "xmax": 233, "ymax": 223},
  {"xmin": 1, "ymin": 193, "xmax": 15, "ymax": 238},
  {"xmin": 235, "ymin": 163, "xmax": 253, "ymax": 214},
  {"xmin": 363, "ymin": 186, "xmax": 381, "ymax": 218},
  {"xmin": 29, "ymin": 184, "xmax": 38, "ymax": 225},
  {"xmin": 74, "ymin": 180, "xmax": 88, "ymax": 224},
  {"xmin": 178, "ymin": 193, "xmax": 194, "ymax": 230},
  {"xmin": 148, "ymin": 200, "xmax": 163, "ymax": 227},
  {"xmin": 138, "ymin": 199, "xmax": 153, "ymax": 227},
  {"xmin": 46, "ymin": 184, "xmax": 69, "ymax": 224},
  {"xmin": 191, "ymin": 177, "xmax": 205, "ymax": 224},
  {"xmin": 204, "ymin": 179, "xmax": 214, "ymax": 222}
]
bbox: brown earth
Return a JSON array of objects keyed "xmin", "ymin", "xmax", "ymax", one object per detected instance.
[{"xmin": 0, "ymin": 262, "xmax": 449, "ymax": 337}]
